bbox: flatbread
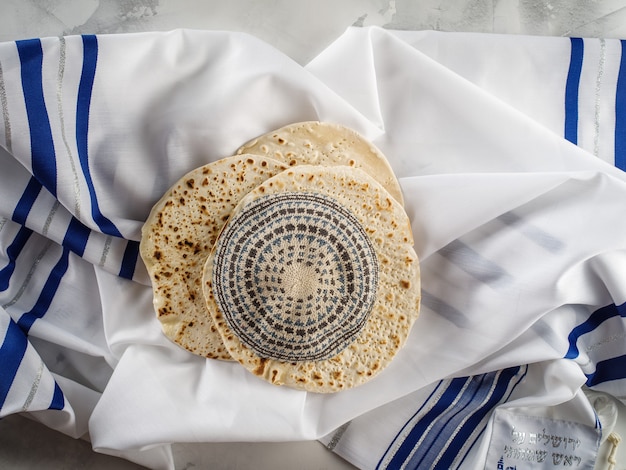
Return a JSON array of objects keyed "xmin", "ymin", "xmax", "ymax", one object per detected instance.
[
  {"xmin": 140, "ymin": 155, "xmax": 288, "ymax": 359},
  {"xmin": 203, "ymin": 165, "xmax": 420, "ymax": 392},
  {"xmin": 236, "ymin": 121, "xmax": 404, "ymax": 206}
]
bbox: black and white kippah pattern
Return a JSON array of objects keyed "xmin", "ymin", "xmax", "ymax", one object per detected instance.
[{"xmin": 212, "ymin": 192, "xmax": 379, "ymax": 362}]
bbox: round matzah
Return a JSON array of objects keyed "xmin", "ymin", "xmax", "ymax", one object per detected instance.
[
  {"xmin": 236, "ymin": 121, "xmax": 404, "ymax": 206},
  {"xmin": 140, "ymin": 155, "xmax": 288, "ymax": 359},
  {"xmin": 203, "ymin": 165, "xmax": 420, "ymax": 392}
]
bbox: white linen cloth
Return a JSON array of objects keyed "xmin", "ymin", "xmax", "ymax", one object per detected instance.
[{"xmin": 0, "ymin": 26, "xmax": 625, "ymax": 469}]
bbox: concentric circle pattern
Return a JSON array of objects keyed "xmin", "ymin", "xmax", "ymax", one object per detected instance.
[{"xmin": 212, "ymin": 192, "xmax": 379, "ymax": 362}]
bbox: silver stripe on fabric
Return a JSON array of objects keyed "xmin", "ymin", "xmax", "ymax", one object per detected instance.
[
  {"xmin": 432, "ymin": 370, "xmax": 501, "ymax": 468},
  {"xmin": 585, "ymin": 331, "xmax": 626, "ymax": 353},
  {"xmin": 56, "ymin": 37, "xmax": 82, "ymax": 219},
  {"xmin": 42, "ymin": 200, "xmax": 60, "ymax": 237},
  {"xmin": 594, "ymin": 38, "xmax": 606, "ymax": 158},
  {"xmin": 378, "ymin": 381, "xmax": 448, "ymax": 468},
  {"xmin": 450, "ymin": 365, "xmax": 528, "ymax": 468},
  {"xmin": 0, "ymin": 60, "xmax": 12, "ymax": 153},
  {"xmin": 99, "ymin": 236, "xmax": 113, "ymax": 267},
  {"xmin": 400, "ymin": 378, "xmax": 472, "ymax": 469},
  {"xmin": 22, "ymin": 359, "xmax": 44, "ymax": 411},
  {"xmin": 2, "ymin": 200, "xmax": 58, "ymax": 309},
  {"xmin": 2, "ymin": 240, "xmax": 52, "ymax": 309},
  {"xmin": 325, "ymin": 421, "xmax": 351, "ymax": 451},
  {"xmin": 0, "ymin": 217, "xmax": 7, "ymax": 234}
]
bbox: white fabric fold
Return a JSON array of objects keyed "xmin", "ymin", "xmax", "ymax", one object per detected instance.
[
  {"xmin": 310, "ymin": 27, "xmax": 626, "ymax": 469},
  {"xmin": 1, "ymin": 26, "xmax": 625, "ymax": 469}
]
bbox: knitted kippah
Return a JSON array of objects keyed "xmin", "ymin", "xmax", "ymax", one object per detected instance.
[{"xmin": 211, "ymin": 192, "xmax": 379, "ymax": 362}]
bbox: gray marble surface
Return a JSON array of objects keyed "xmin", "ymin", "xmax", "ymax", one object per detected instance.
[
  {"xmin": 3, "ymin": 0, "xmax": 626, "ymax": 64},
  {"xmin": 2, "ymin": 1, "xmax": 626, "ymax": 469}
]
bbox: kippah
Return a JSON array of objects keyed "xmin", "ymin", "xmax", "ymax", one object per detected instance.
[{"xmin": 212, "ymin": 192, "xmax": 379, "ymax": 362}]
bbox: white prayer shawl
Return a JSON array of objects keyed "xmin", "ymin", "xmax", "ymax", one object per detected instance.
[{"xmin": 0, "ymin": 27, "xmax": 624, "ymax": 469}]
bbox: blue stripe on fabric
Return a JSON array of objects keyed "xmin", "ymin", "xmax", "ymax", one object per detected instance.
[
  {"xmin": 385, "ymin": 377, "xmax": 469, "ymax": 469},
  {"xmin": 13, "ymin": 177, "xmax": 42, "ymax": 226},
  {"xmin": 63, "ymin": 217, "xmax": 91, "ymax": 257},
  {"xmin": 49, "ymin": 381, "xmax": 64, "ymax": 410},
  {"xmin": 0, "ymin": 177, "xmax": 43, "ymax": 292},
  {"xmin": 565, "ymin": 302, "xmax": 626, "ymax": 359},
  {"xmin": 376, "ymin": 382, "xmax": 447, "ymax": 470},
  {"xmin": 118, "ymin": 240, "xmax": 139, "ymax": 279},
  {"xmin": 378, "ymin": 367, "xmax": 525, "ymax": 470},
  {"xmin": 376, "ymin": 381, "xmax": 447, "ymax": 470},
  {"xmin": 438, "ymin": 240, "xmax": 512, "ymax": 287},
  {"xmin": 16, "ymin": 39, "xmax": 57, "ymax": 196},
  {"xmin": 565, "ymin": 37, "xmax": 584, "ymax": 144},
  {"xmin": 434, "ymin": 367, "xmax": 523, "ymax": 469},
  {"xmin": 76, "ymin": 35, "xmax": 122, "ymax": 238},
  {"xmin": 406, "ymin": 375, "xmax": 488, "ymax": 469},
  {"xmin": 0, "ymin": 226, "xmax": 33, "ymax": 292},
  {"xmin": 454, "ymin": 366, "xmax": 528, "ymax": 469},
  {"xmin": 17, "ymin": 247, "xmax": 70, "ymax": 333},
  {"xmin": 615, "ymin": 40, "xmax": 626, "ymax": 170},
  {"xmin": 0, "ymin": 318, "xmax": 28, "ymax": 411},
  {"xmin": 587, "ymin": 355, "xmax": 626, "ymax": 386},
  {"xmin": 16, "ymin": 215, "xmax": 90, "ymax": 332}
]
